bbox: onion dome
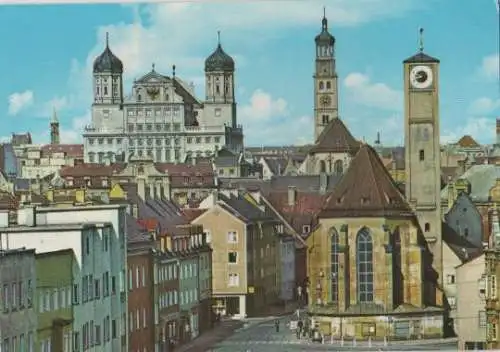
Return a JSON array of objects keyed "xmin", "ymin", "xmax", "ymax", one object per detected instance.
[
  {"xmin": 204, "ymin": 31, "xmax": 235, "ymax": 73},
  {"xmin": 93, "ymin": 33, "xmax": 123, "ymax": 74},
  {"xmin": 315, "ymin": 10, "xmax": 335, "ymax": 45}
]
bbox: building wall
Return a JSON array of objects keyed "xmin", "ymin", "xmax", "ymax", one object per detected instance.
[
  {"xmin": 0, "ymin": 249, "xmax": 37, "ymax": 350},
  {"xmin": 442, "ymin": 244, "xmax": 462, "ymax": 313},
  {"xmin": 179, "ymin": 254, "xmax": 200, "ymax": 341},
  {"xmin": 192, "ymin": 208, "xmax": 248, "ymax": 296},
  {"xmin": 197, "ymin": 249, "xmax": 213, "ymax": 333},
  {"xmin": 445, "ymin": 194, "xmax": 483, "ymax": 248},
  {"xmin": 5, "ymin": 205, "xmax": 129, "ymax": 351},
  {"xmin": 456, "ymin": 254, "xmax": 485, "ymax": 349},
  {"xmin": 35, "ymin": 250, "xmax": 74, "ymax": 352},
  {"xmin": 279, "ymin": 238, "xmax": 295, "ymax": 302},
  {"xmin": 155, "ymin": 255, "xmax": 179, "ymax": 350},
  {"xmin": 127, "ymin": 251, "xmax": 154, "ymax": 352}
]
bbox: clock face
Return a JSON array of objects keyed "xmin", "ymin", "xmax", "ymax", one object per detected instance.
[
  {"xmin": 320, "ymin": 95, "xmax": 332, "ymax": 106},
  {"xmin": 410, "ymin": 65, "xmax": 433, "ymax": 89}
]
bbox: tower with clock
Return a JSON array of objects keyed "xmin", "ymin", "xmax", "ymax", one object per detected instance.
[
  {"xmin": 313, "ymin": 9, "xmax": 338, "ymax": 141},
  {"xmin": 403, "ymin": 28, "xmax": 443, "ymax": 284}
]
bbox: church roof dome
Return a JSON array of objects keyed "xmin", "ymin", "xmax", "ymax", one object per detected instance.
[
  {"xmin": 315, "ymin": 14, "xmax": 335, "ymax": 45},
  {"xmin": 93, "ymin": 33, "xmax": 123, "ymax": 74},
  {"xmin": 205, "ymin": 32, "xmax": 235, "ymax": 73}
]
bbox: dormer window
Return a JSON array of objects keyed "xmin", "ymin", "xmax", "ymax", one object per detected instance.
[
  {"xmin": 336, "ymin": 197, "xmax": 343, "ymax": 204},
  {"xmin": 302, "ymin": 225, "xmax": 310, "ymax": 234},
  {"xmin": 361, "ymin": 197, "xmax": 369, "ymax": 204}
]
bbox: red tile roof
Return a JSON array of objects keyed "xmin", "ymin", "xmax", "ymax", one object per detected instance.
[
  {"xmin": 456, "ymin": 135, "xmax": 480, "ymax": 148},
  {"xmin": 41, "ymin": 144, "xmax": 84, "ymax": 158},
  {"xmin": 182, "ymin": 208, "xmax": 207, "ymax": 222},
  {"xmin": 309, "ymin": 118, "xmax": 361, "ymax": 154},
  {"xmin": 60, "ymin": 164, "xmax": 123, "ymax": 177},
  {"xmin": 319, "ymin": 143, "xmax": 413, "ymax": 218},
  {"xmin": 155, "ymin": 163, "xmax": 214, "ymax": 176}
]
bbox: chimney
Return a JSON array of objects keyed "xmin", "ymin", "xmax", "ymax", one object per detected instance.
[
  {"xmin": 137, "ymin": 177, "xmax": 146, "ymax": 201},
  {"xmin": 319, "ymin": 172, "xmax": 328, "ymax": 194},
  {"xmin": 287, "ymin": 186, "xmax": 296, "ymax": 206},
  {"xmin": 155, "ymin": 182, "xmax": 162, "ymax": 199},
  {"xmin": 162, "ymin": 178, "xmax": 171, "ymax": 201}
]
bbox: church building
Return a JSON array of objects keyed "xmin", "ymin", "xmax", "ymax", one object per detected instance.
[{"xmin": 305, "ymin": 15, "xmax": 446, "ymax": 339}]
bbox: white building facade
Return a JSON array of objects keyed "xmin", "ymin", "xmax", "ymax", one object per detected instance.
[
  {"xmin": 83, "ymin": 36, "xmax": 243, "ymax": 164},
  {"xmin": 0, "ymin": 204, "xmax": 129, "ymax": 352}
]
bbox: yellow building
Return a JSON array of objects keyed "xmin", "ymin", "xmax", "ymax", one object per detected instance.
[
  {"xmin": 191, "ymin": 191, "xmax": 280, "ymax": 318},
  {"xmin": 306, "ymin": 143, "xmax": 444, "ymax": 339}
]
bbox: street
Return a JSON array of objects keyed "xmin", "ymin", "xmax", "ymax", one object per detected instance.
[{"xmin": 210, "ymin": 314, "xmax": 459, "ymax": 352}]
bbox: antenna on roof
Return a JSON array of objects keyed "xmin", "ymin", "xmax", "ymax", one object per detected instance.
[{"xmin": 172, "ymin": 64, "xmax": 176, "ymax": 79}]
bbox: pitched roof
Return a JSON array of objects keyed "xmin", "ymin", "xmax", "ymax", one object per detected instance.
[
  {"xmin": 309, "ymin": 118, "xmax": 361, "ymax": 154},
  {"xmin": 319, "ymin": 143, "xmax": 413, "ymax": 218},
  {"xmin": 403, "ymin": 52, "xmax": 440, "ymax": 64},
  {"xmin": 440, "ymin": 164, "xmax": 500, "ymax": 202},
  {"xmin": 41, "ymin": 144, "xmax": 84, "ymax": 158},
  {"xmin": 442, "ymin": 222, "xmax": 482, "ymax": 262},
  {"xmin": 456, "ymin": 135, "xmax": 480, "ymax": 148}
]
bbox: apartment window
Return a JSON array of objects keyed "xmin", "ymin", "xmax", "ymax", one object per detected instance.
[
  {"xmin": 72, "ymin": 284, "xmax": 79, "ymax": 305},
  {"xmin": 3, "ymin": 338, "xmax": 9, "ymax": 352},
  {"xmin": 111, "ymin": 276, "xmax": 116, "ymax": 295},
  {"xmin": 135, "ymin": 267, "xmax": 140, "ymax": 288},
  {"xmin": 302, "ymin": 225, "xmax": 311, "ymax": 234},
  {"xmin": 424, "ymin": 223, "xmax": 430, "ymax": 232},
  {"xmin": 95, "ymin": 325, "xmax": 101, "ymax": 345},
  {"xmin": 419, "ymin": 149, "xmax": 425, "ymax": 161},
  {"xmin": 489, "ymin": 322, "xmax": 498, "ymax": 341},
  {"xmin": 52, "ymin": 288, "xmax": 58, "ymax": 310},
  {"xmin": 491, "ymin": 275, "xmax": 498, "ymax": 299},
  {"xmin": 27, "ymin": 279, "xmax": 33, "ymax": 308},
  {"xmin": 228, "ymin": 273, "xmax": 239, "ymax": 287},
  {"xmin": 95, "ymin": 279, "xmax": 100, "ymax": 300},
  {"xmin": 227, "ymin": 231, "xmax": 238, "ymax": 243},
  {"xmin": 111, "ymin": 320, "xmax": 117, "ymax": 339},
  {"xmin": 143, "ymin": 308, "xmax": 147, "ymax": 328},
  {"xmin": 142, "ymin": 266, "xmax": 146, "ymax": 287},
  {"xmin": 128, "ymin": 269, "xmax": 133, "ymax": 291},
  {"xmin": 479, "ymin": 311, "xmax": 487, "ymax": 328},
  {"xmin": 136, "ymin": 309, "xmax": 140, "ymax": 330},
  {"xmin": 446, "ymin": 274, "xmax": 455, "ymax": 284},
  {"xmin": 3, "ymin": 284, "xmax": 9, "ymax": 312},
  {"xmin": 11, "ymin": 283, "xmax": 17, "ymax": 310},
  {"xmin": 228, "ymin": 252, "xmax": 238, "ymax": 264}
]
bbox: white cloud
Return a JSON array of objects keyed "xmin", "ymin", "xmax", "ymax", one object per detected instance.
[
  {"xmin": 239, "ymin": 89, "xmax": 288, "ymax": 121},
  {"xmin": 468, "ymin": 96, "xmax": 500, "ymax": 115},
  {"xmin": 477, "ymin": 53, "xmax": 498, "ymax": 80},
  {"xmin": 60, "ymin": 112, "xmax": 91, "ymax": 144},
  {"xmin": 343, "ymin": 72, "xmax": 402, "ymax": 111},
  {"xmin": 238, "ymin": 89, "xmax": 309, "ymax": 145},
  {"xmin": 8, "ymin": 90, "xmax": 34, "ymax": 116},
  {"xmin": 440, "ymin": 117, "xmax": 495, "ymax": 145}
]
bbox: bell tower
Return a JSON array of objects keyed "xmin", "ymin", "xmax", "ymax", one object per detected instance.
[
  {"xmin": 403, "ymin": 28, "xmax": 442, "ymax": 283},
  {"xmin": 313, "ymin": 8, "xmax": 338, "ymax": 141}
]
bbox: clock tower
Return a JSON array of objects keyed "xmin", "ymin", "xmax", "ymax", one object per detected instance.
[
  {"xmin": 403, "ymin": 29, "xmax": 443, "ymax": 284},
  {"xmin": 313, "ymin": 8, "xmax": 338, "ymax": 141}
]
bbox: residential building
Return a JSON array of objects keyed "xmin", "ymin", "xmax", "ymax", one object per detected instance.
[
  {"xmin": 56, "ymin": 157, "xmax": 216, "ymax": 206},
  {"xmin": 196, "ymin": 240, "xmax": 213, "ymax": 334},
  {"xmin": 153, "ymin": 251, "xmax": 179, "ymax": 351},
  {"xmin": 194, "ymin": 191, "xmax": 281, "ymax": 318},
  {"xmin": 485, "ymin": 209, "xmax": 500, "ymax": 349},
  {"xmin": 277, "ymin": 233, "xmax": 295, "ymax": 303},
  {"xmin": 213, "ymin": 147, "xmax": 251, "ymax": 178},
  {"xmin": 126, "ymin": 214, "xmax": 155, "ymax": 352},
  {"xmin": 0, "ymin": 204, "xmax": 129, "ymax": 352},
  {"xmin": 35, "ymin": 249, "xmax": 75, "ymax": 352},
  {"xmin": 456, "ymin": 253, "xmax": 486, "ymax": 350},
  {"xmin": 83, "ymin": 34, "xmax": 243, "ymax": 164},
  {"xmin": 0, "ymin": 247, "xmax": 37, "ymax": 352}
]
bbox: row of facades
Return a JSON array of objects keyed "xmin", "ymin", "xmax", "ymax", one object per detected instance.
[{"xmin": 0, "ymin": 176, "xmax": 303, "ymax": 351}]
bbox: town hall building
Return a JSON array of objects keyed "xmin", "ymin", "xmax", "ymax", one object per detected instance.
[{"xmin": 83, "ymin": 33, "xmax": 244, "ymax": 164}]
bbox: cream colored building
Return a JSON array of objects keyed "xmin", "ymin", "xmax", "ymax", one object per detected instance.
[
  {"xmin": 455, "ymin": 253, "xmax": 486, "ymax": 350},
  {"xmin": 192, "ymin": 191, "xmax": 280, "ymax": 318}
]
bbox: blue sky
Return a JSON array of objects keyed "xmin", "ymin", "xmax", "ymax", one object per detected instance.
[{"xmin": 0, "ymin": 0, "xmax": 499, "ymax": 147}]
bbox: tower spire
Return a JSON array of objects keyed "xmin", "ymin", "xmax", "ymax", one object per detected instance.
[
  {"xmin": 217, "ymin": 30, "xmax": 221, "ymax": 46},
  {"xmin": 418, "ymin": 27, "xmax": 424, "ymax": 52},
  {"xmin": 105, "ymin": 31, "xmax": 109, "ymax": 48},
  {"xmin": 51, "ymin": 106, "xmax": 58, "ymax": 123},
  {"xmin": 322, "ymin": 7, "xmax": 328, "ymax": 30},
  {"xmin": 50, "ymin": 107, "xmax": 60, "ymax": 145}
]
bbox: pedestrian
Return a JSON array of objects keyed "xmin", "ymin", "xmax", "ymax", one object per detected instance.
[{"xmin": 275, "ymin": 319, "xmax": 280, "ymax": 333}]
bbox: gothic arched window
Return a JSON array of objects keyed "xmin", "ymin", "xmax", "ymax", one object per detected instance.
[
  {"xmin": 331, "ymin": 228, "xmax": 339, "ymax": 302},
  {"xmin": 356, "ymin": 228, "xmax": 374, "ymax": 303},
  {"xmin": 334, "ymin": 160, "xmax": 343, "ymax": 175},
  {"xmin": 319, "ymin": 81, "xmax": 324, "ymax": 90}
]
